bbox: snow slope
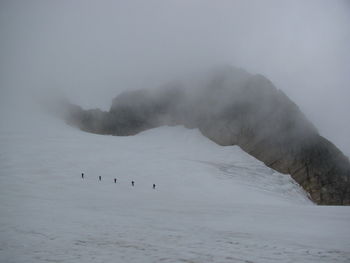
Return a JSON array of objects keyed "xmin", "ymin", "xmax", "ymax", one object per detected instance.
[{"xmin": 1, "ymin": 109, "xmax": 350, "ymax": 263}]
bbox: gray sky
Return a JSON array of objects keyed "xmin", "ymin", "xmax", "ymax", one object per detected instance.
[{"xmin": 1, "ymin": 0, "xmax": 350, "ymax": 155}]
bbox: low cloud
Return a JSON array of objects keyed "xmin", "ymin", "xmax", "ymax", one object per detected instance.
[{"xmin": 1, "ymin": 0, "xmax": 349, "ymax": 154}]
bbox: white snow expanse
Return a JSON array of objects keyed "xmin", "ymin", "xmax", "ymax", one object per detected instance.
[{"xmin": 1, "ymin": 109, "xmax": 350, "ymax": 263}]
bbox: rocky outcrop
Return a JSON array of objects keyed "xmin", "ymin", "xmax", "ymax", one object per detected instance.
[{"xmin": 60, "ymin": 66, "xmax": 350, "ymax": 205}]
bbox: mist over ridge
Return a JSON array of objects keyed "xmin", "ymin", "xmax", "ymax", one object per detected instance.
[
  {"xmin": 1, "ymin": 0, "xmax": 350, "ymax": 156},
  {"xmin": 59, "ymin": 65, "xmax": 350, "ymax": 205}
]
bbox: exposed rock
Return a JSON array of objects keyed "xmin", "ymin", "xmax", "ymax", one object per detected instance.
[{"xmin": 60, "ymin": 66, "xmax": 350, "ymax": 205}]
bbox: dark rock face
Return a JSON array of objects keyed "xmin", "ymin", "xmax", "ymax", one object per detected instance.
[{"xmin": 61, "ymin": 66, "xmax": 350, "ymax": 205}]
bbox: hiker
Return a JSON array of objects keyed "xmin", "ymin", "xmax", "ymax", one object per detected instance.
[
  {"xmin": 114, "ymin": 178, "xmax": 117, "ymax": 183},
  {"xmin": 153, "ymin": 184, "xmax": 156, "ymax": 189},
  {"xmin": 81, "ymin": 173, "xmax": 84, "ymax": 179},
  {"xmin": 99, "ymin": 176, "xmax": 102, "ymax": 181},
  {"xmin": 131, "ymin": 181, "xmax": 135, "ymax": 186}
]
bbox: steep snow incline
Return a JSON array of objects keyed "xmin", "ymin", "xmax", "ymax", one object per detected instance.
[{"xmin": 0, "ymin": 111, "xmax": 349, "ymax": 263}]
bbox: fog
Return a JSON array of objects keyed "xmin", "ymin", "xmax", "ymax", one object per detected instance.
[{"xmin": 1, "ymin": 0, "xmax": 349, "ymax": 155}]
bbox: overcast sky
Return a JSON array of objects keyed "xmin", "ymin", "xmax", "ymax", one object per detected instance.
[{"xmin": 1, "ymin": 0, "xmax": 349, "ymax": 155}]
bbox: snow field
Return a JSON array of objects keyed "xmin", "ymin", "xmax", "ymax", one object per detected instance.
[{"xmin": 1, "ymin": 112, "xmax": 349, "ymax": 262}]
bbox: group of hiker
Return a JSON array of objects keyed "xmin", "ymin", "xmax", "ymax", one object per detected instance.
[{"xmin": 81, "ymin": 173, "xmax": 156, "ymax": 189}]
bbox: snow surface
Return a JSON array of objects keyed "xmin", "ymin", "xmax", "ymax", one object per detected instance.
[{"xmin": 1, "ymin": 109, "xmax": 350, "ymax": 263}]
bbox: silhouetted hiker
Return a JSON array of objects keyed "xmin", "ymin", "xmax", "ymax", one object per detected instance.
[
  {"xmin": 114, "ymin": 178, "xmax": 117, "ymax": 183},
  {"xmin": 131, "ymin": 181, "xmax": 135, "ymax": 186},
  {"xmin": 153, "ymin": 184, "xmax": 156, "ymax": 189},
  {"xmin": 99, "ymin": 176, "xmax": 102, "ymax": 181},
  {"xmin": 81, "ymin": 173, "xmax": 84, "ymax": 179}
]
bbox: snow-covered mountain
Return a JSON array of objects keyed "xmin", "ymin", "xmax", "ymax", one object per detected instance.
[
  {"xmin": 1, "ymin": 107, "xmax": 349, "ymax": 263},
  {"xmin": 59, "ymin": 66, "xmax": 350, "ymax": 205}
]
